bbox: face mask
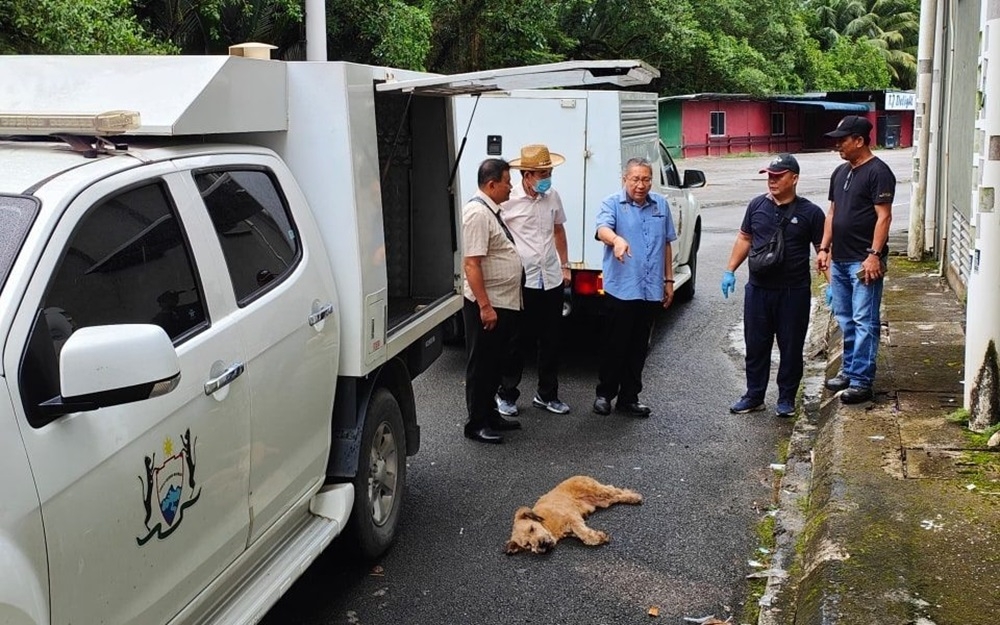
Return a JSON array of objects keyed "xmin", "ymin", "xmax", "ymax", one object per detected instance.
[{"xmin": 533, "ymin": 177, "xmax": 552, "ymax": 194}]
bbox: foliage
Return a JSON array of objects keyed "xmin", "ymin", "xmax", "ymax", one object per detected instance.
[
  {"xmin": 0, "ymin": 0, "xmax": 920, "ymax": 94},
  {"xmin": 133, "ymin": 0, "xmax": 302, "ymax": 57},
  {"xmin": 327, "ymin": 0, "xmax": 432, "ymax": 69},
  {"xmin": 803, "ymin": 0, "xmax": 918, "ymax": 89},
  {"xmin": 803, "ymin": 36, "xmax": 892, "ymax": 90},
  {"xmin": 0, "ymin": 0, "xmax": 175, "ymax": 54}
]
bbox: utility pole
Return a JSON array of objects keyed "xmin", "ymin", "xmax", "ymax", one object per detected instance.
[
  {"xmin": 909, "ymin": 0, "xmax": 938, "ymax": 260},
  {"xmin": 964, "ymin": 0, "xmax": 1000, "ymax": 430},
  {"xmin": 305, "ymin": 0, "xmax": 327, "ymax": 62}
]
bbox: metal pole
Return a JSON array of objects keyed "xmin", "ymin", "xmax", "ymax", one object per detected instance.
[
  {"xmin": 909, "ymin": 0, "xmax": 938, "ymax": 259},
  {"xmin": 305, "ymin": 0, "xmax": 327, "ymax": 61},
  {"xmin": 964, "ymin": 0, "xmax": 1000, "ymax": 422}
]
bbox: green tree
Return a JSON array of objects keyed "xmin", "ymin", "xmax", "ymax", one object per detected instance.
[
  {"xmin": 327, "ymin": 0, "xmax": 432, "ymax": 69},
  {"xmin": 804, "ymin": 35, "xmax": 892, "ymax": 90},
  {"xmin": 803, "ymin": 0, "xmax": 918, "ymax": 88},
  {"xmin": 0, "ymin": 0, "xmax": 174, "ymax": 54},
  {"xmin": 133, "ymin": 0, "xmax": 303, "ymax": 57}
]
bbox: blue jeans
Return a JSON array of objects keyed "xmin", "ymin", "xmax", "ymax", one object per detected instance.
[{"xmin": 830, "ymin": 261, "xmax": 884, "ymax": 389}]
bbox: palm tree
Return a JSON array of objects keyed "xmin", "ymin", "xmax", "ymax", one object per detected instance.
[{"xmin": 804, "ymin": 0, "xmax": 918, "ymax": 88}]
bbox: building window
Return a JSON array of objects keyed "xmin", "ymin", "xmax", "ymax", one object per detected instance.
[
  {"xmin": 771, "ymin": 112, "xmax": 786, "ymax": 136},
  {"xmin": 710, "ymin": 111, "xmax": 726, "ymax": 136}
]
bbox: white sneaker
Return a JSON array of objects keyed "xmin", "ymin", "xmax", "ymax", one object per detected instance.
[
  {"xmin": 495, "ymin": 394, "xmax": 519, "ymax": 416},
  {"xmin": 532, "ymin": 395, "xmax": 571, "ymax": 414}
]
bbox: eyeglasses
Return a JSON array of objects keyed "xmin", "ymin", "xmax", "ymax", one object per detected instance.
[
  {"xmin": 626, "ymin": 177, "xmax": 653, "ymax": 185},
  {"xmin": 843, "ymin": 170, "xmax": 853, "ymax": 191}
]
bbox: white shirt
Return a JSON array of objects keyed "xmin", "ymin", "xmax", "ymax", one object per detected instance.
[{"xmin": 500, "ymin": 185, "xmax": 567, "ymax": 290}]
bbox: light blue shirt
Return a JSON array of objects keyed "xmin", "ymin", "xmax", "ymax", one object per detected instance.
[{"xmin": 595, "ymin": 189, "xmax": 677, "ymax": 302}]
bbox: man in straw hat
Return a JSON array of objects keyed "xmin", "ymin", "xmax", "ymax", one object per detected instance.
[{"xmin": 495, "ymin": 144, "xmax": 573, "ymax": 417}]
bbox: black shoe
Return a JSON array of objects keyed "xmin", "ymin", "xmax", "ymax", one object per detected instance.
[
  {"xmin": 593, "ymin": 396, "xmax": 612, "ymax": 415},
  {"xmin": 489, "ymin": 414, "xmax": 522, "ymax": 431},
  {"xmin": 840, "ymin": 387, "xmax": 874, "ymax": 404},
  {"xmin": 825, "ymin": 374, "xmax": 850, "ymax": 391},
  {"xmin": 616, "ymin": 401, "xmax": 652, "ymax": 417},
  {"xmin": 464, "ymin": 426, "xmax": 504, "ymax": 444}
]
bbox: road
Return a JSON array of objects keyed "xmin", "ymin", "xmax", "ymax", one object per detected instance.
[{"xmin": 261, "ymin": 147, "xmax": 914, "ymax": 625}]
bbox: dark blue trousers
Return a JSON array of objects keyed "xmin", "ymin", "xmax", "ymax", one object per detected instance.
[{"xmin": 743, "ymin": 283, "xmax": 811, "ymax": 403}]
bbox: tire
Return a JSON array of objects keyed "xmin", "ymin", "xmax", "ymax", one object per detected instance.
[
  {"xmin": 348, "ymin": 388, "xmax": 406, "ymax": 559},
  {"xmin": 676, "ymin": 225, "xmax": 700, "ymax": 302}
]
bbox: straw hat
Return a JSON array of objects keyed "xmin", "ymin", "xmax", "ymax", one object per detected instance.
[{"xmin": 509, "ymin": 144, "xmax": 565, "ymax": 170}]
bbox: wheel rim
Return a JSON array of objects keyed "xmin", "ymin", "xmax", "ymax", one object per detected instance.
[{"xmin": 367, "ymin": 422, "xmax": 398, "ymax": 527}]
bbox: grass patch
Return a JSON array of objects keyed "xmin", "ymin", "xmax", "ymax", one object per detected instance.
[{"xmin": 887, "ymin": 257, "xmax": 938, "ymax": 275}]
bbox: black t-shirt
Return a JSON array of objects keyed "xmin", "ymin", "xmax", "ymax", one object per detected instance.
[
  {"xmin": 828, "ymin": 157, "xmax": 896, "ymax": 262},
  {"xmin": 741, "ymin": 194, "xmax": 825, "ymax": 289}
]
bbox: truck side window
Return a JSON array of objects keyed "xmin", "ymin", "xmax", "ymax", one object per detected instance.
[
  {"xmin": 659, "ymin": 143, "xmax": 681, "ymax": 188},
  {"xmin": 194, "ymin": 169, "xmax": 300, "ymax": 305},
  {"xmin": 19, "ymin": 182, "xmax": 206, "ymax": 426}
]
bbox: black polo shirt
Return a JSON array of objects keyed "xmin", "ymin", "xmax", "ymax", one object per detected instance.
[
  {"xmin": 741, "ymin": 194, "xmax": 825, "ymax": 289},
  {"xmin": 828, "ymin": 156, "xmax": 896, "ymax": 262}
]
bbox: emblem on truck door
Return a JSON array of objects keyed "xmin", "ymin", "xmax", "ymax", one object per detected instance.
[{"xmin": 136, "ymin": 428, "xmax": 201, "ymax": 546}]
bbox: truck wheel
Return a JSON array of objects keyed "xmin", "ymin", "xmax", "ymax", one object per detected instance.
[
  {"xmin": 676, "ymin": 226, "xmax": 700, "ymax": 302},
  {"xmin": 348, "ymin": 388, "xmax": 406, "ymax": 559}
]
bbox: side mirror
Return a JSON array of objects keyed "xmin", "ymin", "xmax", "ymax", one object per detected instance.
[
  {"xmin": 39, "ymin": 324, "xmax": 181, "ymax": 418},
  {"xmin": 682, "ymin": 169, "xmax": 707, "ymax": 189}
]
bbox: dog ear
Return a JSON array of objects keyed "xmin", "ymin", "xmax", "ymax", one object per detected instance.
[
  {"xmin": 505, "ymin": 540, "xmax": 523, "ymax": 555},
  {"xmin": 517, "ymin": 508, "xmax": 544, "ymax": 523}
]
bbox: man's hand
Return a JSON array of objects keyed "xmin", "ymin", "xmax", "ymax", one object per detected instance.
[
  {"xmin": 479, "ymin": 303, "xmax": 498, "ymax": 330},
  {"xmin": 613, "ymin": 236, "xmax": 631, "ymax": 262},
  {"xmin": 663, "ymin": 282, "xmax": 674, "ymax": 309},
  {"xmin": 562, "ymin": 266, "xmax": 571, "ymax": 285},
  {"xmin": 816, "ymin": 249, "xmax": 830, "ymax": 272},
  {"xmin": 721, "ymin": 270, "xmax": 736, "ymax": 298},
  {"xmin": 859, "ymin": 255, "xmax": 883, "ymax": 283}
]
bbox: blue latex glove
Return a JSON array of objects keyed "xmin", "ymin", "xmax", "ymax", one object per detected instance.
[
  {"xmin": 721, "ymin": 270, "xmax": 736, "ymax": 299},
  {"xmin": 825, "ymin": 285, "xmax": 833, "ymax": 307}
]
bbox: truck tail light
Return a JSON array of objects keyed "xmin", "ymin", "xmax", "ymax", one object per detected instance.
[{"xmin": 572, "ymin": 270, "xmax": 603, "ymax": 296}]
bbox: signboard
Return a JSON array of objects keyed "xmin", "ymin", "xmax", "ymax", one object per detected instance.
[{"xmin": 885, "ymin": 91, "xmax": 916, "ymax": 110}]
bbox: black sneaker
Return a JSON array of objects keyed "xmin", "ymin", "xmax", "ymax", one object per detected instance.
[
  {"xmin": 825, "ymin": 374, "xmax": 850, "ymax": 391},
  {"xmin": 840, "ymin": 387, "xmax": 873, "ymax": 404},
  {"xmin": 730, "ymin": 396, "xmax": 765, "ymax": 414}
]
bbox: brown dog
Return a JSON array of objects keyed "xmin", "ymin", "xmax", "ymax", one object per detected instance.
[{"xmin": 505, "ymin": 475, "xmax": 642, "ymax": 554}]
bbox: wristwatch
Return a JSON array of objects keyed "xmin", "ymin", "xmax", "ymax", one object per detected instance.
[
  {"xmin": 865, "ymin": 247, "xmax": 880, "ymax": 256},
  {"xmin": 818, "ymin": 247, "xmax": 830, "ymax": 253}
]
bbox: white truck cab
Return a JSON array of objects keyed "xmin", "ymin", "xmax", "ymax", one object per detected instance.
[{"xmin": 0, "ymin": 55, "xmax": 656, "ymax": 625}]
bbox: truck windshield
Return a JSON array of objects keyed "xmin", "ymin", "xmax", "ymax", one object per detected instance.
[{"xmin": 0, "ymin": 194, "xmax": 40, "ymax": 294}]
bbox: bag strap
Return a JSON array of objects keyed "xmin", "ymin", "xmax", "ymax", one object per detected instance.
[
  {"xmin": 776, "ymin": 200, "xmax": 797, "ymax": 230},
  {"xmin": 469, "ymin": 196, "xmax": 515, "ymax": 243}
]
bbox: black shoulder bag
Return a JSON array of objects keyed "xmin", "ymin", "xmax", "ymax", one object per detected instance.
[{"xmin": 747, "ymin": 202, "xmax": 796, "ymax": 275}]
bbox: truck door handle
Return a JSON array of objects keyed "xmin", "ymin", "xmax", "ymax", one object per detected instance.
[
  {"xmin": 309, "ymin": 302, "xmax": 334, "ymax": 326},
  {"xmin": 204, "ymin": 362, "xmax": 245, "ymax": 396}
]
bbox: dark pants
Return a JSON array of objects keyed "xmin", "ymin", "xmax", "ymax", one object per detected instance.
[
  {"xmin": 743, "ymin": 283, "xmax": 811, "ymax": 403},
  {"xmin": 596, "ymin": 294, "xmax": 660, "ymax": 404},
  {"xmin": 499, "ymin": 284, "xmax": 563, "ymax": 403},
  {"xmin": 463, "ymin": 298, "xmax": 519, "ymax": 429}
]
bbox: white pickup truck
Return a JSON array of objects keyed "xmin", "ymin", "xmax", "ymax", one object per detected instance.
[{"xmin": 0, "ymin": 54, "xmax": 656, "ymax": 625}]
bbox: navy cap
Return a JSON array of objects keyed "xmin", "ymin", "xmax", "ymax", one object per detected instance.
[
  {"xmin": 759, "ymin": 153, "xmax": 800, "ymax": 175},
  {"xmin": 824, "ymin": 115, "xmax": 873, "ymax": 138}
]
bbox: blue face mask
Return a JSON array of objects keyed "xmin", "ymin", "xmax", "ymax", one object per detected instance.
[{"xmin": 533, "ymin": 177, "xmax": 552, "ymax": 194}]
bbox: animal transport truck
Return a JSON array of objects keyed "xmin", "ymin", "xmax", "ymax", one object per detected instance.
[
  {"xmin": 452, "ymin": 89, "xmax": 707, "ymax": 317},
  {"xmin": 0, "ymin": 53, "xmax": 656, "ymax": 624}
]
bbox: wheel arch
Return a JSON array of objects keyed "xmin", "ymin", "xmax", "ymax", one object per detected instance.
[{"xmin": 327, "ymin": 356, "xmax": 418, "ymax": 479}]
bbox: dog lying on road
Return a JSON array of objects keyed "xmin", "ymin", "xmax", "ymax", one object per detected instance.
[{"xmin": 505, "ymin": 475, "xmax": 642, "ymax": 555}]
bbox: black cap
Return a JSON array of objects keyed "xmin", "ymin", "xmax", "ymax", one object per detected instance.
[
  {"xmin": 759, "ymin": 153, "xmax": 800, "ymax": 175},
  {"xmin": 824, "ymin": 115, "xmax": 873, "ymax": 138}
]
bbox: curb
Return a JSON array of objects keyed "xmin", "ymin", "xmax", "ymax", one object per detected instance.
[{"xmin": 757, "ymin": 296, "xmax": 834, "ymax": 624}]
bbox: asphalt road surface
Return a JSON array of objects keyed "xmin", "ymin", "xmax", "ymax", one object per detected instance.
[{"xmin": 261, "ymin": 148, "xmax": 914, "ymax": 625}]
